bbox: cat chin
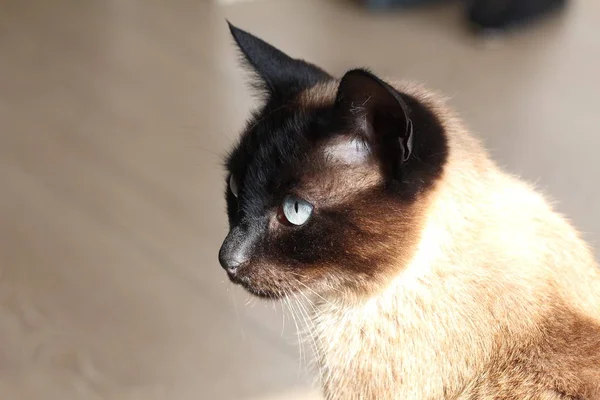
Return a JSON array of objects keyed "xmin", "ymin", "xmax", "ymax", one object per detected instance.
[
  {"xmin": 243, "ymin": 286, "xmax": 285, "ymax": 299},
  {"xmin": 228, "ymin": 273, "xmax": 288, "ymax": 299}
]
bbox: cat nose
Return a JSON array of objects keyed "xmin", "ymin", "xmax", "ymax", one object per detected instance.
[
  {"xmin": 219, "ymin": 232, "xmax": 248, "ymax": 277},
  {"xmin": 218, "ymin": 226, "xmax": 253, "ymax": 276},
  {"xmin": 218, "ymin": 250, "xmax": 247, "ymax": 275}
]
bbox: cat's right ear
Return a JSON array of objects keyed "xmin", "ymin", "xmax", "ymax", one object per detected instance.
[{"xmin": 228, "ymin": 22, "xmax": 331, "ymax": 98}]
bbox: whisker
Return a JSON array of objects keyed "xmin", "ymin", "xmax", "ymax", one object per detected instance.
[
  {"xmin": 294, "ymin": 278, "xmax": 339, "ymax": 311},
  {"xmin": 282, "ymin": 290, "xmax": 305, "ymax": 375},
  {"xmin": 229, "ymin": 287, "xmax": 246, "ymax": 342},
  {"xmin": 280, "ymin": 299, "xmax": 286, "ymax": 337},
  {"xmin": 291, "ymin": 290, "xmax": 325, "ymax": 383}
]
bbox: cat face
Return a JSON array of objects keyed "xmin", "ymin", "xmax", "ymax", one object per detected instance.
[{"xmin": 219, "ymin": 24, "xmax": 448, "ymax": 299}]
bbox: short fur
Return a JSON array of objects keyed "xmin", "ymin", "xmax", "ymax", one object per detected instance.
[{"xmin": 219, "ymin": 24, "xmax": 600, "ymax": 399}]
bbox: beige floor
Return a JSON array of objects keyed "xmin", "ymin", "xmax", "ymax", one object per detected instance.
[{"xmin": 0, "ymin": 0, "xmax": 599, "ymax": 399}]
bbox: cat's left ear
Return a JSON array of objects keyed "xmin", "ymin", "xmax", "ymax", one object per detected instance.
[
  {"xmin": 228, "ymin": 22, "xmax": 332, "ymax": 98},
  {"xmin": 334, "ymin": 69, "xmax": 414, "ymax": 178}
]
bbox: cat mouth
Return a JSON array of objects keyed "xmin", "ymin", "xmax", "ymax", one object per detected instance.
[{"xmin": 227, "ymin": 271, "xmax": 285, "ymax": 299}]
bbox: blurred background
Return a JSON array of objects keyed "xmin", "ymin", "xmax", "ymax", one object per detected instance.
[{"xmin": 0, "ymin": 0, "xmax": 598, "ymax": 399}]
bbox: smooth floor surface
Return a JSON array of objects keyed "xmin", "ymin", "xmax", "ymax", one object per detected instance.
[{"xmin": 0, "ymin": 0, "xmax": 598, "ymax": 399}]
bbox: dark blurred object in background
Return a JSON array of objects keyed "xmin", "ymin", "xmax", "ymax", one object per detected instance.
[
  {"xmin": 365, "ymin": 0, "xmax": 447, "ymax": 9},
  {"xmin": 365, "ymin": 0, "xmax": 568, "ymax": 34},
  {"xmin": 467, "ymin": 0, "xmax": 567, "ymax": 33}
]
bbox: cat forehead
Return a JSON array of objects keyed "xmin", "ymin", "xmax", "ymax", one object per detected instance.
[
  {"xmin": 228, "ymin": 80, "xmax": 358, "ymax": 172},
  {"xmin": 227, "ymin": 84, "xmax": 339, "ymax": 171},
  {"xmin": 227, "ymin": 124, "xmax": 376, "ymax": 210},
  {"xmin": 228, "ymin": 115, "xmax": 372, "ymax": 182},
  {"xmin": 228, "ymin": 105, "xmax": 313, "ymax": 173}
]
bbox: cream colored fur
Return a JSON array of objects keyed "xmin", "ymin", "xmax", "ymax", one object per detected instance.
[{"xmin": 307, "ymin": 84, "xmax": 600, "ymax": 400}]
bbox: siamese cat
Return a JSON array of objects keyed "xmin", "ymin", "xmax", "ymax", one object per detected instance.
[{"xmin": 218, "ymin": 23, "xmax": 600, "ymax": 399}]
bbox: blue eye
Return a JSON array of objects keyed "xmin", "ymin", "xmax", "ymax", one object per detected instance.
[
  {"xmin": 281, "ymin": 194, "xmax": 313, "ymax": 226},
  {"xmin": 229, "ymin": 175, "xmax": 239, "ymax": 198}
]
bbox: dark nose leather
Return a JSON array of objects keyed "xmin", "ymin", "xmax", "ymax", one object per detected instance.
[
  {"xmin": 218, "ymin": 226, "xmax": 252, "ymax": 275},
  {"xmin": 218, "ymin": 249, "xmax": 245, "ymax": 274}
]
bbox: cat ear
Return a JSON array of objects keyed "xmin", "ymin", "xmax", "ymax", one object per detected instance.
[
  {"xmin": 228, "ymin": 22, "xmax": 331, "ymax": 98},
  {"xmin": 333, "ymin": 69, "xmax": 414, "ymax": 175}
]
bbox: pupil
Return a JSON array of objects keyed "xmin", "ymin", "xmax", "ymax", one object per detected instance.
[{"xmin": 294, "ymin": 201, "xmax": 299, "ymax": 213}]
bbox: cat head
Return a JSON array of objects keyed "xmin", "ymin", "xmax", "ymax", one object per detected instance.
[{"xmin": 219, "ymin": 23, "xmax": 448, "ymax": 299}]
